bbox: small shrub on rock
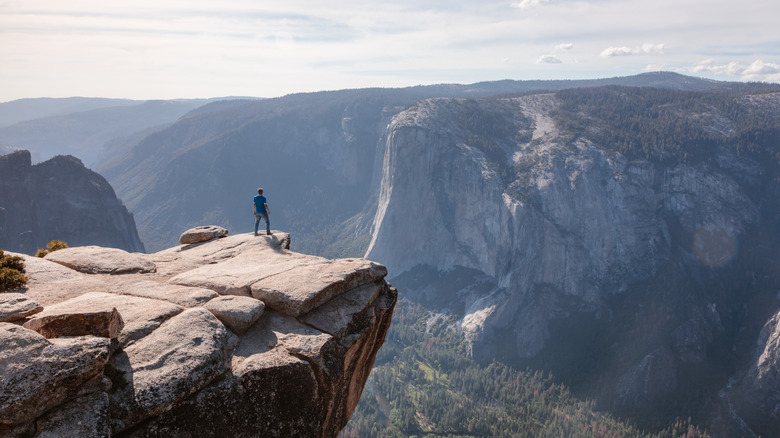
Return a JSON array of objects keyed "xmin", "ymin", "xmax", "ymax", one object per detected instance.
[
  {"xmin": 0, "ymin": 249, "xmax": 28, "ymax": 292},
  {"xmin": 36, "ymin": 239, "xmax": 68, "ymax": 258}
]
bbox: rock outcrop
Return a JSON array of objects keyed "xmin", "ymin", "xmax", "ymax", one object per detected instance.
[
  {"xmin": 723, "ymin": 308, "xmax": 780, "ymax": 436},
  {"xmin": 0, "ymin": 228, "xmax": 396, "ymax": 437},
  {"xmin": 0, "ymin": 150, "xmax": 145, "ymax": 255}
]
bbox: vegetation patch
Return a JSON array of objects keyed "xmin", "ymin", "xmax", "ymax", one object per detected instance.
[
  {"xmin": 0, "ymin": 249, "xmax": 28, "ymax": 292},
  {"xmin": 35, "ymin": 239, "xmax": 68, "ymax": 258},
  {"xmin": 454, "ymin": 98, "xmax": 533, "ymax": 185},
  {"xmin": 342, "ymin": 299, "xmax": 707, "ymax": 437},
  {"xmin": 552, "ymin": 86, "xmax": 780, "ymax": 167}
]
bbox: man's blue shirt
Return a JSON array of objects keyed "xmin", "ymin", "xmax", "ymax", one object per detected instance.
[{"xmin": 254, "ymin": 195, "xmax": 267, "ymax": 214}]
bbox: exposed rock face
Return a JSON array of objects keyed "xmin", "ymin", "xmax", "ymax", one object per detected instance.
[
  {"xmin": 0, "ymin": 229, "xmax": 396, "ymax": 437},
  {"xmin": 725, "ymin": 309, "xmax": 780, "ymax": 436},
  {"xmin": 0, "ymin": 150, "xmax": 145, "ymax": 254},
  {"xmin": 364, "ymin": 91, "xmax": 780, "ymax": 431}
]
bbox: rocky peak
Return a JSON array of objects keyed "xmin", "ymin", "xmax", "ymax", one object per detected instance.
[
  {"xmin": 0, "ymin": 226, "xmax": 397, "ymax": 437},
  {"xmin": 0, "ymin": 150, "xmax": 145, "ymax": 255}
]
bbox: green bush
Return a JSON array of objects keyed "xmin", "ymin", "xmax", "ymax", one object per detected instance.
[
  {"xmin": 36, "ymin": 240, "xmax": 68, "ymax": 258},
  {"xmin": 0, "ymin": 249, "xmax": 28, "ymax": 292}
]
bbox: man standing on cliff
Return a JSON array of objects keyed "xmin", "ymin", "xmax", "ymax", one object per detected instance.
[{"xmin": 253, "ymin": 188, "xmax": 271, "ymax": 236}]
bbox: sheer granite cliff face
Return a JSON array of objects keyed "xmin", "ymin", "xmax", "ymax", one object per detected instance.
[
  {"xmin": 367, "ymin": 95, "xmax": 760, "ymax": 357},
  {"xmin": 0, "ymin": 228, "xmax": 397, "ymax": 437},
  {"xmin": 364, "ymin": 92, "xmax": 780, "ymax": 432},
  {"xmin": 0, "ymin": 150, "xmax": 145, "ymax": 254}
]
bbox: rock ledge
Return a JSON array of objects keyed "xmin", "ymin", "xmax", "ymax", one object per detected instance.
[{"xmin": 1, "ymin": 229, "xmax": 396, "ymax": 438}]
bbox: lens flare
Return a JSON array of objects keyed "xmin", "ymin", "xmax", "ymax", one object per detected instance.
[{"xmin": 692, "ymin": 223, "xmax": 737, "ymax": 268}]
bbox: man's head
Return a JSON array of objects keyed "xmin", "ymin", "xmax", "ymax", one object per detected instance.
[{"xmin": 257, "ymin": 188, "xmax": 263, "ymax": 195}]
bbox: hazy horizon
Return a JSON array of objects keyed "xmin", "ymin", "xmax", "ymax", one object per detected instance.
[{"xmin": 2, "ymin": 0, "xmax": 779, "ymax": 102}]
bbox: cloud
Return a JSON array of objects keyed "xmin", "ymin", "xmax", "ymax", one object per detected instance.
[
  {"xmin": 601, "ymin": 43, "xmax": 664, "ymax": 57},
  {"xmin": 641, "ymin": 43, "xmax": 664, "ymax": 55},
  {"xmin": 600, "ymin": 46, "xmax": 633, "ymax": 57},
  {"xmin": 693, "ymin": 60, "xmax": 780, "ymax": 81},
  {"xmin": 510, "ymin": 0, "xmax": 551, "ymax": 10},
  {"xmin": 537, "ymin": 54, "xmax": 562, "ymax": 64},
  {"xmin": 537, "ymin": 43, "xmax": 572, "ymax": 64}
]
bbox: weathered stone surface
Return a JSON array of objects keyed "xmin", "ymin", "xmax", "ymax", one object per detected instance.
[
  {"xmin": 179, "ymin": 225, "xmax": 229, "ymax": 244},
  {"xmin": 232, "ymin": 310, "xmax": 333, "ymax": 371},
  {"xmin": 35, "ymin": 391, "xmax": 111, "ymax": 438},
  {"xmin": 165, "ymin": 233, "xmax": 301, "ymax": 295},
  {"xmin": 109, "ymin": 280, "xmax": 218, "ymax": 307},
  {"xmin": 0, "ymin": 323, "xmax": 110, "ymax": 425},
  {"xmin": 152, "ymin": 232, "xmax": 291, "ymax": 278},
  {"xmin": 0, "ymin": 292, "xmax": 42, "ymax": 322},
  {"xmin": 4, "ymin": 231, "xmax": 397, "ymax": 438},
  {"xmin": 301, "ymin": 283, "xmax": 385, "ymax": 338},
  {"xmin": 131, "ymin": 284, "xmax": 397, "ymax": 438},
  {"xmin": 0, "ymin": 421, "xmax": 35, "ymax": 438},
  {"xmin": 44, "ymin": 245, "xmax": 156, "ymax": 274},
  {"xmin": 24, "ymin": 291, "xmax": 183, "ymax": 347},
  {"xmin": 250, "ymin": 259, "xmax": 388, "ymax": 317},
  {"xmin": 23, "ymin": 306, "xmax": 124, "ymax": 339},
  {"xmin": 203, "ymin": 295, "xmax": 265, "ymax": 334},
  {"xmin": 109, "ymin": 308, "xmax": 232, "ymax": 433},
  {"xmin": 4, "ymin": 251, "xmax": 83, "ymax": 283}
]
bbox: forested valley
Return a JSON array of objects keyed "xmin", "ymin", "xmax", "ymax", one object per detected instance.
[{"xmin": 341, "ymin": 300, "xmax": 706, "ymax": 438}]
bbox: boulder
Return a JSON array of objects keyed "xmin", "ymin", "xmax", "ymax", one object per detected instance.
[
  {"xmin": 0, "ymin": 292, "xmax": 43, "ymax": 322},
  {"xmin": 0, "ymin": 323, "xmax": 110, "ymax": 425},
  {"xmin": 23, "ymin": 306, "xmax": 124, "ymax": 340},
  {"xmin": 203, "ymin": 295, "xmax": 265, "ymax": 334},
  {"xmin": 179, "ymin": 225, "xmax": 229, "ymax": 244},
  {"xmin": 44, "ymin": 245, "xmax": 156, "ymax": 274}
]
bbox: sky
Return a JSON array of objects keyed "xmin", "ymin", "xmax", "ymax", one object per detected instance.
[{"xmin": 1, "ymin": 0, "xmax": 779, "ymax": 102}]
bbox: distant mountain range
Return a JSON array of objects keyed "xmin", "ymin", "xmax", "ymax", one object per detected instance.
[
  {"xmin": 83, "ymin": 72, "xmax": 759, "ymax": 254},
  {"xmin": 2, "ymin": 72, "xmax": 780, "ymax": 435},
  {"xmin": 0, "ymin": 98, "xmax": 224, "ymax": 166}
]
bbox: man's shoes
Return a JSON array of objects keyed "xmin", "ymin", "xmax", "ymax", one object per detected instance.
[
  {"xmin": 254, "ymin": 233, "xmax": 258, "ymax": 236},
  {"xmin": 267, "ymin": 232, "xmax": 273, "ymax": 235}
]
